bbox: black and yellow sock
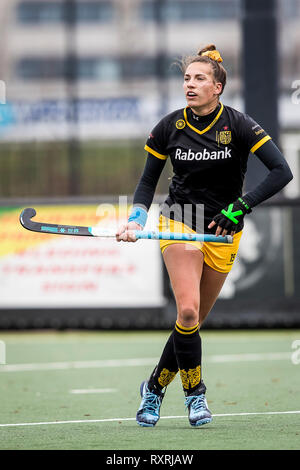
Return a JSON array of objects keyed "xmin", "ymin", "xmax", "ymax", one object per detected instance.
[
  {"xmin": 148, "ymin": 331, "xmax": 178, "ymax": 392},
  {"xmin": 173, "ymin": 321, "xmax": 204, "ymax": 396}
]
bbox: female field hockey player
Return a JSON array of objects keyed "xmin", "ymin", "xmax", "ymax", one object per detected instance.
[{"xmin": 116, "ymin": 44, "xmax": 293, "ymax": 427}]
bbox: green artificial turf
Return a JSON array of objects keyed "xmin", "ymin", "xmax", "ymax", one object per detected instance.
[{"xmin": 0, "ymin": 330, "xmax": 299, "ymax": 450}]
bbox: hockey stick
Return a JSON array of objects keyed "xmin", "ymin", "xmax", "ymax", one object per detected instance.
[{"xmin": 19, "ymin": 208, "xmax": 233, "ymax": 243}]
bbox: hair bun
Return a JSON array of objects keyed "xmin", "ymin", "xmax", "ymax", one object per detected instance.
[
  {"xmin": 198, "ymin": 44, "xmax": 216, "ymax": 56},
  {"xmin": 198, "ymin": 44, "xmax": 223, "ymax": 63}
]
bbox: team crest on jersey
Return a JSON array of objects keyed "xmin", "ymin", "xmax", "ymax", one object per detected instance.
[
  {"xmin": 219, "ymin": 130, "xmax": 232, "ymax": 144},
  {"xmin": 176, "ymin": 119, "xmax": 186, "ymax": 130}
]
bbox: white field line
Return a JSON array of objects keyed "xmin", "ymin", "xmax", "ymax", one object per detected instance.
[
  {"xmin": 0, "ymin": 410, "xmax": 299, "ymax": 428},
  {"xmin": 69, "ymin": 388, "xmax": 117, "ymax": 394},
  {"xmin": 0, "ymin": 357, "xmax": 157, "ymax": 372},
  {"xmin": 0, "ymin": 352, "xmax": 292, "ymax": 373},
  {"xmin": 206, "ymin": 352, "xmax": 292, "ymax": 363}
]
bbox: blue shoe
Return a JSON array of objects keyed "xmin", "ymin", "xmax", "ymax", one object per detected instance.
[
  {"xmin": 185, "ymin": 393, "xmax": 212, "ymax": 427},
  {"xmin": 136, "ymin": 381, "xmax": 164, "ymax": 427}
]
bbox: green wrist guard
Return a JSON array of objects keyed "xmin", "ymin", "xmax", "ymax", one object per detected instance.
[{"xmin": 221, "ymin": 198, "xmax": 251, "ymax": 225}]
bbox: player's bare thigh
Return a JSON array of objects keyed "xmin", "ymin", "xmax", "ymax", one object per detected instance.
[
  {"xmin": 199, "ymin": 263, "xmax": 228, "ymax": 326},
  {"xmin": 162, "ymin": 244, "xmax": 204, "ymax": 328}
]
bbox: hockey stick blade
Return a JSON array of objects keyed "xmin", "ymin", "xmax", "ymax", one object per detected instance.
[
  {"xmin": 20, "ymin": 207, "xmax": 93, "ymax": 236},
  {"xmin": 19, "ymin": 207, "xmax": 233, "ymax": 243}
]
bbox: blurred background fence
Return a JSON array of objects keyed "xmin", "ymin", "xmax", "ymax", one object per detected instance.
[{"xmin": 0, "ymin": 0, "xmax": 299, "ymax": 329}]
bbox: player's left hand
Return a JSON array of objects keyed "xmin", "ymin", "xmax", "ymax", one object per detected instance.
[{"xmin": 208, "ymin": 197, "xmax": 252, "ymax": 237}]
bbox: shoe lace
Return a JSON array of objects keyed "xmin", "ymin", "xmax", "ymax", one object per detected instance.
[
  {"xmin": 143, "ymin": 391, "xmax": 161, "ymax": 415},
  {"xmin": 185, "ymin": 394, "xmax": 206, "ymax": 411}
]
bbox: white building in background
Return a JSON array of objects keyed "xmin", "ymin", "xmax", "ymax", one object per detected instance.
[
  {"xmin": 2, "ymin": 0, "xmax": 242, "ymax": 100},
  {"xmin": 0, "ymin": 0, "xmax": 299, "ymax": 144}
]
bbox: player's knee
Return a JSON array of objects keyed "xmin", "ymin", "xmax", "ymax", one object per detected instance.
[{"xmin": 177, "ymin": 304, "xmax": 199, "ymax": 327}]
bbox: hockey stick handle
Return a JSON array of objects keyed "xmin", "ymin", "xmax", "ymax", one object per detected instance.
[
  {"xmin": 89, "ymin": 228, "xmax": 233, "ymax": 243},
  {"xmin": 135, "ymin": 230, "xmax": 232, "ymax": 243}
]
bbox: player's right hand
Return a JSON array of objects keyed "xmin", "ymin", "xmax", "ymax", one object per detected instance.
[{"xmin": 116, "ymin": 221, "xmax": 142, "ymax": 242}]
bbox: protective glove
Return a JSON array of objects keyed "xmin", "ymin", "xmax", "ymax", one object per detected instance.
[{"xmin": 208, "ymin": 197, "xmax": 252, "ymax": 236}]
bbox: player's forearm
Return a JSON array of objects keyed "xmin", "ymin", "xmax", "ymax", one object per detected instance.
[
  {"xmin": 242, "ymin": 140, "xmax": 293, "ymax": 208},
  {"xmin": 132, "ymin": 153, "xmax": 166, "ymax": 210},
  {"xmin": 133, "ymin": 179, "xmax": 156, "ymax": 211}
]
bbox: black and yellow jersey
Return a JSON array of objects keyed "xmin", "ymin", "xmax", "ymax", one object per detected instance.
[{"xmin": 133, "ymin": 102, "xmax": 292, "ymax": 233}]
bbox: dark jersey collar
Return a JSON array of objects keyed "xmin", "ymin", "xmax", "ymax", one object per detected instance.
[{"xmin": 184, "ymin": 102, "xmax": 224, "ymax": 135}]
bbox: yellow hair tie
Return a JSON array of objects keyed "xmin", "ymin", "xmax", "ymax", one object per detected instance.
[{"xmin": 201, "ymin": 50, "xmax": 223, "ymax": 63}]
